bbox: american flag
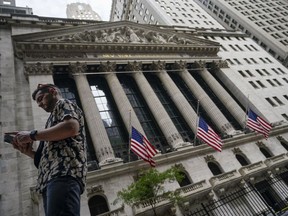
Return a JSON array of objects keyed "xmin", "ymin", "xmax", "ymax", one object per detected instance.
[
  {"xmin": 130, "ymin": 126, "xmax": 157, "ymax": 167},
  {"xmin": 247, "ymin": 109, "xmax": 272, "ymax": 138},
  {"xmin": 196, "ymin": 117, "xmax": 223, "ymax": 152}
]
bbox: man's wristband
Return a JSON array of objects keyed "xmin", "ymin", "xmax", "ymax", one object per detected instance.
[{"xmin": 30, "ymin": 130, "xmax": 38, "ymax": 141}]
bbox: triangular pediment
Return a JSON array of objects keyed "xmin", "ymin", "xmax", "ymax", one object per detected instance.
[{"xmin": 13, "ymin": 21, "xmax": 220, "ymax": 59}]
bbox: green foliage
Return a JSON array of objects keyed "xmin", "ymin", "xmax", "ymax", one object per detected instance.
[{"xmin": 116, "ymin": 166, "xmax": 184, "ymax": 207}]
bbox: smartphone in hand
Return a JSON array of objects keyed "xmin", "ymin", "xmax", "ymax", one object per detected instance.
[{"xmin": 4, "ymin": 134, "xmax": 14, "ymax": 144}]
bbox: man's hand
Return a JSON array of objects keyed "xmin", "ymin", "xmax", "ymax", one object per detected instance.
[
  {"xmin": 13, "ymin": 141, "xmax": 35, "ymax": 158},
  {"xmin": 6, "ymin": 131, "xmax": 35, "ymax": 159},
  {"xmin": 15, "ymin": 131, "xmax": 33, "ymax": 146}
]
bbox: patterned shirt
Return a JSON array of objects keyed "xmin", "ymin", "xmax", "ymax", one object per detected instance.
[{"xmin": 35, "ymin": 99, "xmax": 87, "ymax": 194}]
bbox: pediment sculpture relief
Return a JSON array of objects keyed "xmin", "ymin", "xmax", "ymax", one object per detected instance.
[{"xmin": 43, "ymin": 26, "xmax": 200, "ymax": 45}]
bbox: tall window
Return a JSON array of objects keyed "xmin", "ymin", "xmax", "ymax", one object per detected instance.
[
  {"xmin": 169, "ymin": 72, "xmax": 219, "ymax": 135},
  {"xmin": 88, "ymin": 195, "xmax": 109, "ymax": 216},
  {"xmin": 53, "ymin": 72, "xmax": 98, "ymax": 170},
  {"xmin": 259, "ymin": 146, "xmax": 273, "ymax": 158},
  {"xmin": 190, "ymin": 71, "xmax": 242, "ymax": 130},
  {"xmin": 279, "ymin": 138, "xmax": 288, "ymax": 151},
  {"xmin": 118, "ymin": 74, "xmax": 169, "ymax": 153},
  {"xmin": 178, "ymin": 171, "xmax": 192, "ymax": 187},
  {"xmin": 146, "ymin": 73, "xmax": 194, "ymax": 142},
  {"xmin": 236, "ymin": 154, "xmax": 250, "ymax": 166},
  {"xmin": 208, "ymin": 162, "xmax": 223, "ymax": 176},
  {"xmin": 89, "ymin": 76, "xmax": 129, "ymax": 162}
]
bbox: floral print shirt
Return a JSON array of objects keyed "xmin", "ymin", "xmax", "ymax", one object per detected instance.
[{"xmin": 35, "ymin": 99, "xmax": 87, "ymax": 194}]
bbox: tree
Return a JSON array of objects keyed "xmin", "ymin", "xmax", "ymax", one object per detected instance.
[{"xmin": 116, "ymin": 166, "xmax": 184, "ymax": 216}]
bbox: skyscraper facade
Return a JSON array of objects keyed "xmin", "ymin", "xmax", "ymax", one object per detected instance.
[
  {"xmin": 194, "ymin": 0, "xmax": 288, "ymax": 68},
  {"xmin": 110, "ymin": 0, "xmax": 288, "ymax": 67},
  {"xmin": 0, "ymin": 0, "xmax": 33, "ymax": 15},
  {"xmin": 66, "ymin": 2, "xmax": 101, "ymax": 21}
]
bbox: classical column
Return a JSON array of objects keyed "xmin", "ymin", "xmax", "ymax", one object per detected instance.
[
  {"xmin": 25, "ymin": 62, "xmax": 54, "ymax": 129},
  {"xmin": 174, "ymin": 61, "xmax": 235, "ymax": 135},
  {"xmin": 127, "ymin": 61, "xmax": 186, "ymax": 149},
  {"xmin": 197, "ymin": 61, "xmax": 246, "ymax": 128},
  {"xmin": 211, "ymin": 60, "xmax": 280, "ymax": 122},
  {"xmin": 153, "ymin": 61, "xmax": 199, "ymax": 135},
  {"xmin": 100, "ymin": 61, "xmax": 145, "ymax": 136},
  {"xmin": 23, "ymin": 62, "xmax": 54, "ymax": 215},
  {"xmin": 69, "ymin": 62, "xmax": 122, "ymax": 167}
]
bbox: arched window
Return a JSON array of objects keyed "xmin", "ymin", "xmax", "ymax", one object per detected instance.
[
  {"xmin": 88, "ymin": 195, "xmax": 109, "ymax": 216},
  {"xmin": 208, "ymin": 162, "xmax": 222, "ymax": 176},
  {"xmin": 280, "ymin": 141, "xmax": 288, "ymax": 151},
  {"xmin": 259, "ymin": 147, "xmax": 273, "ymax": 158},
  {"xmin": 178, "ymin": 171, "xmax": 192, "ymax": 187},
  {"xmin": 236, "ymin": 154, "xmax": 250, "ymax": 166}
]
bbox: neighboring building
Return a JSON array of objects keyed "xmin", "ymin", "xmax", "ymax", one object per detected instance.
[
  {"xmin": 194, "ymin": 0, "xmax": 288, "ymax": 68},
  {"xmin": 2, "ymin": 12, "xmax": 288, "ymax": 216},
  {"xmin": 110, "ymin": 0, "xmax": 288, "ymax": 68},
  {"xmin": 66, "ymin": 2, "xmax": 101, "ymax": 21},
  {"xmin": 0, "ymin": 0, "xmax": 33, "ymax": 15},
  {"xmin": 110, "ymin": 0, "xmax": 225, "ymax": 29}
]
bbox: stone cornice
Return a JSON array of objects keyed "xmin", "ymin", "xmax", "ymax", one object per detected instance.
[
  {"xmin": 14, "ymin": 41, "xmax": 219, "ymax": 60},
  {"xmin": 86, "ymin": 123, "xmax": 288, "ymax": 184},
  {"xmin": 12, "ymin": 21, "xmax": 220, "ymax": 59}
]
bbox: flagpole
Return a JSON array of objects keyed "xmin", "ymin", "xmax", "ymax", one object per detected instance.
[
  {"xmin": 193, "ymin": 100, "xmax": 200, "ymax": 146},
  {"xmin": 244, "ymin": 95, "xmax": 250, "ymax": 132},
  {"xmin": 128, "ymin": 110, "xmax": 132, "ymax": 162}
]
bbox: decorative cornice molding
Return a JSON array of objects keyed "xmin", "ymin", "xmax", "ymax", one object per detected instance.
[
  {"xmin": 204, "ymin": 155, "xmax": 215, "ymax": 163},
  {"xmin": 256, "ymin": 141, "xmax": 265, "ymax": 147},
  {"xmin": 86, "ymin": 184, "xmax": 104, "ymax": 196},
  {"xmin": 232, "ymin": 147, "xmax": 242, "ymax": 154},
  {"xmin": 25, "ymin": 52, "xmax": 86, "ymax": 59},
  {"xmin": 24, "ymin": 62, "xmax": 53, "ymax": 76},
  {"xmin": 41, "ymin": 26, "xmax": 202, "ymax": 46}
]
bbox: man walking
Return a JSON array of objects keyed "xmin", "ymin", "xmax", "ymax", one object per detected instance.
[{"xmin": 12, "ymin": 84, "xmax": 87, "ymax": 216}]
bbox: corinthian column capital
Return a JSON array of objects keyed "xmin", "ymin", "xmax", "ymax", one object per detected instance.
[
  {"xmin": 173, "ymin": 60, "xmax": 187, "ymax": 70},
  {"xmin": 211, "ymin": 60, "xmax": 229, "ymax": 70},
  {"xmin": 99, "ymin": 61, "xmax": 116, "ymax": 72},
  {"xmin": 151, "ymin": 61, "xmax": 166, "ymax": 71},
  {"xmin": 24, "ymin": 62, "xmax": 53, "ymax": 76},
  {"xmin": 69, "ymin": 62, "xmax": 87, "ymax": 74},
  {"xmin": 194, "ymin": 60, "xmax": 206, "ymax": 69},
  {"xmin": 125, "ymin": 61, "xmax": 142, "ymax": 72}
]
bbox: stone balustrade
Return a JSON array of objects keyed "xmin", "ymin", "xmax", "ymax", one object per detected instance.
[
  {"xmin": 209, "ymin": 170, "xmax": 242, "ymax": 193},
  {"xmin": 239, "ymin": 161, "xmax": 268, "ymax": 178},
  {"xmin": 265, "ymin": 153, "xmax": 288, "ymax": 171}
]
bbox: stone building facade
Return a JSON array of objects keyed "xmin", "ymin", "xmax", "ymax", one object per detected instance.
[{"xmin": 1, "ymin": 14, "xmax": 288, "ymax": 216}]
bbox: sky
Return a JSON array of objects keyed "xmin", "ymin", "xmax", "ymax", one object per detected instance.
[{"xmin": 15, "ymin": 0, "xmax": 112, "ymax": 21}]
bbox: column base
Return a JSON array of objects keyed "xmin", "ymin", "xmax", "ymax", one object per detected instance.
[
  {"xmin": 174, "ymin": 142, "xmax": 193, "ymax": 151},
  {"xmin": 99, "ymin": 158, "xmax": 123, "ymax": 169},
  {"xmin": 224, "ymin": 130, "xmax": 244, "ymax": 138}
]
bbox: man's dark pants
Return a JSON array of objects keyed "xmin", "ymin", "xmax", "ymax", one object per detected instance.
[{"xmin": 42, "ymin": 176, "xmax": 81, "ymax": 216}]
